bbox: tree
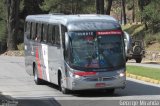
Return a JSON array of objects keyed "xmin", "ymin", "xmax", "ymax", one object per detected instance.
[
  {"xmin": 41, "ymin": 0, "xmax": 95, "ymax": 14},
  {"xmin": 105, "ymin": 0, "xmax": 113, "ymax": 15},
  {"xmin": 96, "ymin": 0, "xmax": 104, "ymax": 14},
  {"xmin": 143, "ymin": 0, "xmax": 160, "ymax": 33},
  {"xmin": 121, "ymin": 0, "xmax": 127, "ymax": 25},
  {"xmin": 0, "ymin": 0, "xmax": 7, "ymax": 44},
  {"xmin": 6, "ymin": 0, "xmax": 20, "ymax": 50},
  {"xmin": 22, "ymin": 0, "xmax": 44, "ymax": 18}
]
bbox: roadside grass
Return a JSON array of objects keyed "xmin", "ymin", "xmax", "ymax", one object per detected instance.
[{"xmin": 127, "ymin": 65, "xmax": 160, "ymax": 80}]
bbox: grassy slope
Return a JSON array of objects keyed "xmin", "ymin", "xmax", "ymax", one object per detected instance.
[{"xmin": 122, "ymin": 24, "xmax": 160, "ymax": 51}]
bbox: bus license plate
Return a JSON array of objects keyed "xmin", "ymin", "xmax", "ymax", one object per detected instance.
[{"xmin": 95, "ymin": 83, "xmax": 106, "ymax": 87}]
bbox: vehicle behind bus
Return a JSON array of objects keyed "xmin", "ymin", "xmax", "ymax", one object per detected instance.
[{"xmin": 24, "ymin": 14, "xmax": 126, "ymax": 94}]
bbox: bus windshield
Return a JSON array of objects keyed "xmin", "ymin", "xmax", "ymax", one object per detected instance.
[{"xmin": 69, "ymin": 30, "xmax": 125, "ymax": 70}]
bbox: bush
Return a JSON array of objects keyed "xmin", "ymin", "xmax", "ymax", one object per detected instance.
[
  {"xmin": 145, "ymin": 35, "xmax": 156, "ymax": 46},
  {"xmin": 17, "ymin": 43, "xmax": 24, "ymax": 51},
  {"xmin": 155, "ymin": 33, "xmax": 160, "ymax": 44}
]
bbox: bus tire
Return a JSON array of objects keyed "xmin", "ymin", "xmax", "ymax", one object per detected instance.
[
  {"xmin": 58, "ymin": 73, "xmax": 69, "ymax": 94},
  {"xmin": 105, "ymin": 88, "xmax": 115, "ymax": 95},
  {"xmin": 33, "ymin": 65, "xmax": 42, "ymax": 85}
]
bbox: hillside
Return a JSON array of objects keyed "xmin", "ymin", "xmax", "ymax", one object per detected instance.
[{"xmin": 122, "ymin": 24, "xmax": 160, "ymax": 51}]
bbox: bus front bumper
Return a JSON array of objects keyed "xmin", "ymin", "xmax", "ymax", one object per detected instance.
[{"xmin": 66, "ymin": 76, "xmax": 126, "ymax": 90}]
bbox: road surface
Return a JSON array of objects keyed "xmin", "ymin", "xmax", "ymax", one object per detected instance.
[
  {"xmin": 0, "ymin": 56, "xmax": 160, "ymax": 106},
  {"xmin": 127, "ymin": 61, "xmax": 160, "ymax": 69}
]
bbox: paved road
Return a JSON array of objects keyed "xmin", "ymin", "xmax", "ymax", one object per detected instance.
[
  {"xmin": 127, "ymin": 60, "xmax": 160, "ymax": 69},
  {"xmin": 0, "ymin": 56, "xmax": 160, "ymax": 106}
]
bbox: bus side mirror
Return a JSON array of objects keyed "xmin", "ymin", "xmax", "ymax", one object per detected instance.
[{"xmin": 65, "ymin": 33, "xmax": 69, "ymax": 51}]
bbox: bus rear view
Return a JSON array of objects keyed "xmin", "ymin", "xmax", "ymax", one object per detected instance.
[{"xmin": 63, "ymin": 19, "xmax": 126, "ymax": 94}]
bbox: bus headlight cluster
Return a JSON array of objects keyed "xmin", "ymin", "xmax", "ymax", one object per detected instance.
[
  {"xmin": 119, "ymin": 72, "xmax": 125, "ymax": 77},
  {"xmin": 68, "ymin": 71, "xmax": 81, "ymax": 79},
  {"xmin": 117, "ymin": 69, "xmax": 126, "ymax": 78}
]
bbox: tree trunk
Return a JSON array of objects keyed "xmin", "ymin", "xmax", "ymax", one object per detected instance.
[
  {"xmin": 6, "ymin": 0, "xmax": 20, "ymax": 50},
  {"xmin": 132, "ymin": 0, "xmax": 135, "ymax": 23},
  {"xmin": 106, "ymin": 0, "xmax": 113, "ymax": 15},
  {"xmin": 100, "ymin": 0, "xmax": 104, "ymax": 14},
  {"xmin": 96, "ymin": 0, "xmax": 104, "ymax": 14},
  {"xmin": 121, "ymin": 0, "xmax": 127, "ymax": 25}
]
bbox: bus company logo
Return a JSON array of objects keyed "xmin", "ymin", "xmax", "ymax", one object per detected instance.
[
  {"xmin": 97, "ymin": 30, "xmax": 122, "ymax": 35},
  {"xmin": 77, "ymin": 32, "xmax": 94, "ymax": 36}
]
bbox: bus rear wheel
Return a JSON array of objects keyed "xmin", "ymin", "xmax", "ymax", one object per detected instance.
[
  {"xmin": 58, "ymin": 73, "xmax": 69, "ymax": 94},
  {"xmin": 34, "ymin": 65, "xmax": 42, "ymax": 85}
]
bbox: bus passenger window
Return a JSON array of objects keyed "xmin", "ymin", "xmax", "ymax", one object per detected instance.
[
  {"xmin": 26, "ymin": 22, "xmax": 31, "ymax": 39},
  {"xmin": 61, "ymin": 25, "xmax": 67, "ymax": 48},
  {"xmin": 55, "ymin": 25, "xmax": 60, "ymax": 45},
  {"xmin": 31, "ymin": 23, "xmax": 37, "ymax": 40},
  {"xmin": 42, "ymin": 24, "xmax": 48, "ymax": 42},
  {"xmin": 37, "ymin": 23, "xmax": 42, "ymax": 42},
  {"xmin": 48, "ymin": 25, "xmax": 55, "ymax": 44}
]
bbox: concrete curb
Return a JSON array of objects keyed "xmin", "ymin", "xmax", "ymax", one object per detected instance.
[{"xmin": 126, "ymin": 72, "xmax": 160, "ymax": 84}]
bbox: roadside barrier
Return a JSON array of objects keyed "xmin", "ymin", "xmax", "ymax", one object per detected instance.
[{"xmin": 126, "ymin": 72, "xmax": 160, "ymax": 84}]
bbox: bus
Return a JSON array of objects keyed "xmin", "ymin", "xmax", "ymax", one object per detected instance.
[{"xmin": 24, "ymin": 14, "xmax": 126, "ymax": 94}]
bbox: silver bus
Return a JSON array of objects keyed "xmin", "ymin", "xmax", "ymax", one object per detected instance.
[{"xmin": 24, "ymin": 14, "xmax": 126, "ymax": 94}]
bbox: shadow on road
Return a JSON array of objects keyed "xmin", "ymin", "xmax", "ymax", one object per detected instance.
[
  {"xmin": 42, "ymin": 79, "xmax": 160, "ymax": 98},
  {"xmin": 1, "ymin": 79, "xmax": 160, "ymax": 106},
  {"xmin": 117, "ymin": 80, "xmax": 160, "ymax": 96},
  {"xmin": 0, "ymin": 92, "xmax": 61, "ymax": 106},
  {"xmin": 71, "ymin": 80, "xmax": 160, "ymax": 97}
]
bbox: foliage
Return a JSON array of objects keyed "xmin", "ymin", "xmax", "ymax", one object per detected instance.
[
  {"xmin": 156, "ymin": 33, "xmax": 160, "ymax": 44},
  {"xmin": 0, "ymin": 21, "xmax": 7, "ymax": 43},
  {"xmin": 142, "ymin": 0, "xmax": 160, "ymax": 33},
  {"xmin": 22, "ymin": 0, "xmax": 44, "ymax": 18},
  {"xmin": 0, "ymin": 0, "xmax": 7, "ymax": 46},
  {"xmin": 144, "ymin": 34, "xmax": 156, "ymax": 46},
  {"xmin": 17, "ymin": 43, "xmax": 24, "ymax": 51},
  {"xmin": 0, "ymin": 0, "xmax": 6, "ymax": 21},
  {"xmin": 41, "ymin": 0, "xmax": 95, "ymax": 14}
]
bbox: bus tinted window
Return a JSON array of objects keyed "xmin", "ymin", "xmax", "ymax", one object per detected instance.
[
  {"xmin": 48, "ymin": 25, "xmax": 55, "ymax": 44},
  {"xmin": 26, "ymin": 22, "xmax": 31, "ymax": 39},
  {"xmin": 42, "ymin": 24, "xmax": 48, "ymax": 42},
  {"xmin": 37, "ymin": 23, "xmax": 42, "ymax": 42},
  {"xmin": 55, "ymin": 25, "xmax": 60, "ymax": 45},
  {"xmin": 26, "ymin": 22, "xmax": 30, "ymax": 33},
  {"xmin": 31, "ymin": 23, "xmax": 37, "ymax": 40},
  {"xmin": 61, "ymin": 25, "xmax": 67, "ymax": 47},
  {"xmin": 29, "ymin": 23, "xmax": 32, "ymax": 39}
]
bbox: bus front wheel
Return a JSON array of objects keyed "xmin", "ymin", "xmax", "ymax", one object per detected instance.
[
  {"xmin": 58, "ymin": 73, "xmax": 69, "ymax": 94},
  {"xmin": 105, "ymin": 88, "xmax": 115, "ymax": 95}
]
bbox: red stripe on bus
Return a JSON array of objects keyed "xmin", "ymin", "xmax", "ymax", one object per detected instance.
[
  {"xmin": 74, "ymin": 71, "xmax": 97, "ymax": 77},
  {"xmin": 36, "ymin": 48, "xmax": 43, "ymax": 79},
  {"xmin": 96, "ymin": 30, "xmax": 122, "ymax": 35}
]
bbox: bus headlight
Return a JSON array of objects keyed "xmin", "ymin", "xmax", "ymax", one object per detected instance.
[
  {"xmin": 119, "ymin": 72, "xmax": 125, "ymax": 77},
  {"xmin": 117, "ymin": 69, "xmax": 126, "ymax": 78},
  {"xmin": 68, "ymin": 71, "xmax": 81, "ymax": 79}
]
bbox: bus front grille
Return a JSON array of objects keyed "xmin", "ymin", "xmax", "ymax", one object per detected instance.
[{"xmin": 84, "ymin": 76, "xmax": 115, "ymax": 81}]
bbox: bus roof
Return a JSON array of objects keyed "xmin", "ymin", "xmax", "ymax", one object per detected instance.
[{"xmin": 25, "ymin": 14, "xmax": 118, "ymax": 26}]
